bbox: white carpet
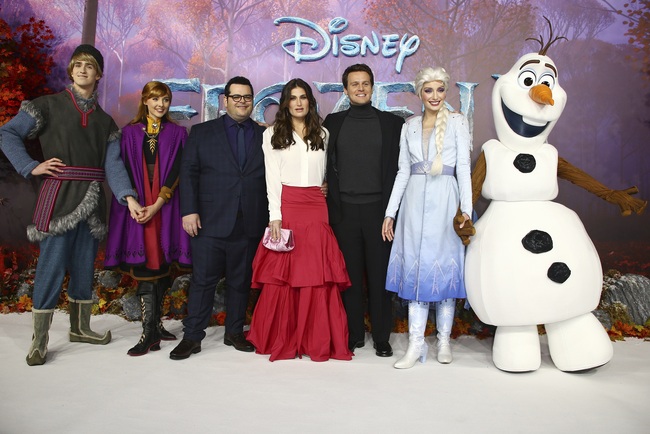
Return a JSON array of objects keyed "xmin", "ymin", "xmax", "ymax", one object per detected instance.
[{"xmin": 0, "ymin": 312, "xmax": 648, "ymax": 434}]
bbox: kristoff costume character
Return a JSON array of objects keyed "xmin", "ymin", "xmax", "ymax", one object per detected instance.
[{"xmin": 0, "ymin": 45, "xmax": 138, "ymax": 365}]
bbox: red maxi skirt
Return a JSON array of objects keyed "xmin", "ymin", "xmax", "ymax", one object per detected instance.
[{"xmin": 248, "ymin": 185, "xmax": 353, "ymax": 361}]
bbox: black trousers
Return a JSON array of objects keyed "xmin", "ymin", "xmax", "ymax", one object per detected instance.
[
  {"xmin": 182, "ymin": 218, "xmax": 258, "ymax": 341},
  {"xmin": 332, "ymin": 200, "xmax": 393, "ymax": 344}
]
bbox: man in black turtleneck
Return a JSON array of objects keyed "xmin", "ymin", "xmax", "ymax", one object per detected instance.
[{"xmin": 324, "ymin": 64, "xmax": 405, "ymax": 357}]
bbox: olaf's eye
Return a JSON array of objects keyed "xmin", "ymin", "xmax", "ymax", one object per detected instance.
[
  {"xmin": 539, "ymin": 73, "xmax": 556, "ymax": 89},
  {"xmin": 517, "ymin": 70, "xmax": 537, "ymax": 89}
]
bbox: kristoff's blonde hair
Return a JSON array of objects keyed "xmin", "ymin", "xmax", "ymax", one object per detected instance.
[{"xmin": 67, "ymin": 45, "xmax": 104, "ymax": 84}]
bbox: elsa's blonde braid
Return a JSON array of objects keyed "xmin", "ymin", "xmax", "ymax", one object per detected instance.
[{"xmin": 429, "ymin": 105, "xmax": 449, "ymax": 176}]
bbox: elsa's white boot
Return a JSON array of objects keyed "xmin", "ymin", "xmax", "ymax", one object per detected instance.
[
  {"xmin": 436, "ymin": 298, "xmax": 455, "ymax": 364},
  {"xmin": 394, "ymin": 301, "xmax": 429, "ymax": 369}
]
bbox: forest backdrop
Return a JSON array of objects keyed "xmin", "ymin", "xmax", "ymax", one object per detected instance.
[{"xmin": 1, "ymin": 0, "xmax": 648, "ymax": 272}]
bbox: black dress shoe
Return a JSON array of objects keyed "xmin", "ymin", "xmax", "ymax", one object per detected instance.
[
  {"xmin": 169, "ymin": 339, "xmax": 201, "ymax": 360},
  {"xmin": 348, "ymin": 340, "xmax": 365, "ymax": 352},
  {"xmin": 224, "ymin": 333, "xmax": 255, "ymax": 352},
  {"xmin": 373, "ymin": 341, "xmax": 393, "ymax": 357}
]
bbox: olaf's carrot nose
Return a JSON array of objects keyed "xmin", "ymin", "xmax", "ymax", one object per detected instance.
[{"xmin": 529, "ymin": 84, "xmax": 554, "ymax": 106}]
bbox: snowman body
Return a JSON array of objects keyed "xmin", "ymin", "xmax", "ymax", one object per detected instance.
[{"xmin": 465, "ymin": 140, "xmax": 603, "ymax": 326}]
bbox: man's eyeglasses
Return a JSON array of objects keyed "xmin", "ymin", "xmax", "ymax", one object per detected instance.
[{"xmin": 228, "ymin": 94, "xmax": 253, "ymax": 102}]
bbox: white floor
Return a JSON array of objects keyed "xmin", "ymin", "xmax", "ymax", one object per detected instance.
[{"xmin": 0, "ymin": 313, "xmax": 648, "ymax": 434}]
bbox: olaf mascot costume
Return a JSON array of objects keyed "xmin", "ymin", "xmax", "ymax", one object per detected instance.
[{"xmin": 464, "ymin": 22, "xmax": 647, "ymax": 373}]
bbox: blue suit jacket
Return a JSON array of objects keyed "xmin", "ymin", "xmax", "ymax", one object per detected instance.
[{"xmin": 180, "ymin": 116, "xmax": 267, "ymax": 239}]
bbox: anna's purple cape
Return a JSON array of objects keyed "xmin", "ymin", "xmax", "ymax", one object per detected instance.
[{"xmin": 104, "ymin": 122, "xmax": 191, "ymax": 268}]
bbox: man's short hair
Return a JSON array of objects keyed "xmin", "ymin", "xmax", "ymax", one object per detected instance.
[
  {"xmin": 225, "ymin": 76, "xmax": 254, "ymax": 96},
  {"xmin": 342, "ymin": 64, "xmax": 374, "ymax": 88}
]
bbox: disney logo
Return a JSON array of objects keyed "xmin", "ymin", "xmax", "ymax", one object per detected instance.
[{"xmin": 274, "ymin": 16, "xmax": 420, "ymax": 73}]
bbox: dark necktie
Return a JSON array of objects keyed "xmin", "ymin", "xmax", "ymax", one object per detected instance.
[{"xmin": 237, "ymin": 123, "xmax": 246, "ymax": 169}]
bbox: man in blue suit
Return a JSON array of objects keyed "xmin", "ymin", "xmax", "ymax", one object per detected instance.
[{"xmin": 170, "ymin": 76, "xmax": 267, "ymax": 360}]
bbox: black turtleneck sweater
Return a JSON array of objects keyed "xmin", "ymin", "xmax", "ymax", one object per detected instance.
[{"xmin": 337, "ymin": 103, "xmax": 383, "ymax": 204}]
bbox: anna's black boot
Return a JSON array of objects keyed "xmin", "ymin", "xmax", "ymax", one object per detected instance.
[
  {"xmin": 127, "ymin": 282, "xmax": 161, "ymax": 356},
  {"xmin": 156, "ymin": 277, "xmax": 176, "ymax": 341}
]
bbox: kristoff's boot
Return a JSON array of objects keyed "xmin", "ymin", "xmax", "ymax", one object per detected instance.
[
  {"xmin": 394, "ymin": 301, "xmax": 429, "ymax": 369},
  {"xmin": 68, "ymin": 298, "xmax": 111, "ymax": 344},
  {"xmin": 26, "ymin": 309, "xmax": 54, "ymax": 366},
  {"xmin": 436, "ymin": 298, "xmax": 455, "ymax": 364},
  {"xmin": 155, "ymin": 277, "xmax": 176, "ymax": 341},
  {"xmin": 127, "ymin": 287, "xmax": 161, "ymax": 356}
]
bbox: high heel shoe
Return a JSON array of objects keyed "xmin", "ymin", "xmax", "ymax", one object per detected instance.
[
  {"xmin": 394, "ymin": 341, "xmax": 428, "ymax": 369},
  {"xmin": 394, "ymin": 301, "xmax": 430, "ymax": 369}
]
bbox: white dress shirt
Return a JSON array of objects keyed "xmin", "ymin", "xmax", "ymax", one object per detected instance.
[{"xmin": 263, "ymin": 125, "xmax": 329, "ymax": 221}]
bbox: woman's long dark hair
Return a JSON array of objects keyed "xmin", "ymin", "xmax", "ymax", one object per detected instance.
[{"xmin": 271, "ymin": 78, "xmax": 324, "ymax": 151}]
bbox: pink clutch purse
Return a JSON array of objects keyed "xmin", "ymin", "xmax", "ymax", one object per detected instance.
[{"xmin": 262, "ymin": 227, "xmax": 295, "ymax": 252}]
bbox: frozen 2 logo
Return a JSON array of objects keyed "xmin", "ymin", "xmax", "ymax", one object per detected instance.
[
  {"xmin": 275, "ymin": 16, "xmax": 420, "ymax": 74},
  {"xmin": 161, "ymin": 79, "xmax": 478, "ymax": 141}
]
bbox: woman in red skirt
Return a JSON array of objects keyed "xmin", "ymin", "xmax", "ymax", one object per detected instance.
[{"xmin": 247, "ymin": 78, "xmax": 352, "ymax": 362}]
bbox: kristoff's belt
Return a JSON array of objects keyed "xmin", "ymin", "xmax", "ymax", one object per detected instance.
[{"xmin": 33, "ymin": 166, "xmax": 106, "ymax": 232}]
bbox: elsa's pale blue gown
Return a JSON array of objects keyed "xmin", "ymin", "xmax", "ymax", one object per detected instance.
[{"xmin": 384, "ymin": 113, "xmax": 472, "ymax": 302}]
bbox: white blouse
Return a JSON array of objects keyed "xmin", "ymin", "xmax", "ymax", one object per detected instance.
[{"xmin": 262, "ymin": 125, "xmax": 329, "ymax": 221}]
